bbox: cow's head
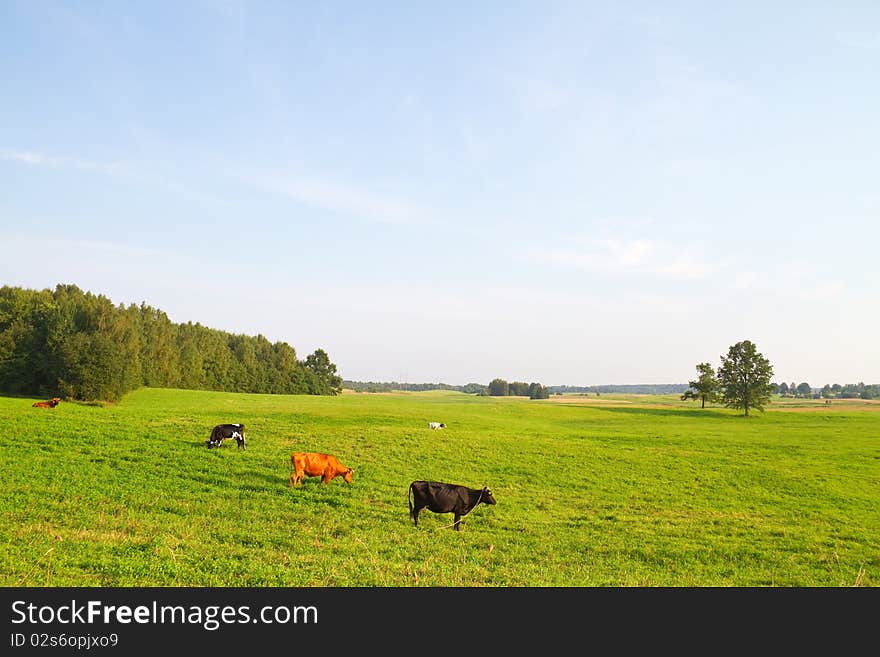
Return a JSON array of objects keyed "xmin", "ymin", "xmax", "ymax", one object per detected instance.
[
  {"xmin": 51, "ymin": 397, "xmax": 61, "ymax": 406},
  {"xmin": 343, "ymin": 468, "xmax": 353, "ymax": 484},
  {"xmin": 481, "ymin": 487, "xmax": 496, "ymax": 505}
]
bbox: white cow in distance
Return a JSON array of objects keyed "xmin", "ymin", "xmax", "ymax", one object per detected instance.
[{"xmin": 428, "ymin": 422, "xmax": 446, "ymax": 430}]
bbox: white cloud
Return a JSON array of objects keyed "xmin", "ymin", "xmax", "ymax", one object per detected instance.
[
  {"xmin": 606, "ymin": 238, "xmax": 654, "ymax": 266},
  {"xmin": 528, "ymin": 237, "xmax": 713, "ymax": 280},
  {"xmin": 733, "ymin": 271, "xmax": 758, "ymax": 290},
  {"xmin": 248, "ymin": 174, "xmax": 432, "ymax": 225},
  {"xmin": 532, "ymin": 238, "xmax": 653, "ymax": 271},
  {"xmin": 800, "ymin": 283, "xmax": 843, "ymax": 301},
  {"xmin": 654, "ymin": 255, "xmax": 713, "ymax": 280},
  {"xmin": 1, "ymin": 147, "xmax": 231, "ymax": 207},
  {"xmin": 0, "ymin": 148, "xmax": 126, "ymax": 176},
  {"xmin": 2, "ymin": 234, "xmax": 183, "ymax": 271}
]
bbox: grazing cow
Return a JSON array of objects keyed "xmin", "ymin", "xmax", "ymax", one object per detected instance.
[
  {"xmin": 32, "ymin": 397, "xmax": 61, "ymax": 409},
  {"xmin": 408, "ymin": 480, "xmax": 496, "ymax": 531},
  {"xmin": 428, "ymin": 422, "xmax": 446, "ymax": 430},
  {"xmin": 207, "ymin": 423, "xmax": 246, "ymax": 450},
  {"xmin": 289, "ymin": 452, "xmax": 353, "ymax": 486}
]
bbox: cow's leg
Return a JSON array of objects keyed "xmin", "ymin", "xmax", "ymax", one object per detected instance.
[
  {"xmin": 412, "ymin": 505, "xmax": 423, "ymax": 527},
  {"xmin": 453, "ymin": 513, "xmax": 462, "ymax": 531}
]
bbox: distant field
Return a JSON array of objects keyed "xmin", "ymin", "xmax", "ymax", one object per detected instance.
[
  {"xmin": 2, "ymin": 388, "xmax": 878, "ymax": 586},
  {"xmin": 551, "ymin": 392, "xmax": 880, "ymax": 411}
]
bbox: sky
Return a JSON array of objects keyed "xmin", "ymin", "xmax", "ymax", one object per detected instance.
[{"xmin": 1, "ymin": 1, "xmax": 878, "ymax": 387}]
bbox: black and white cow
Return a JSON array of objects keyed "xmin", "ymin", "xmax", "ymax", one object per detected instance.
[
  {"xmin": 428, "ymin": 422, "xmax": 446, "ymax": 430},
  {"xmin": 408, "ymin": 480, "xmax": 496, "ymax": 531},
  {"xmin": 207, "ymin": 423, "xmax": 246, "ymax": 450}
]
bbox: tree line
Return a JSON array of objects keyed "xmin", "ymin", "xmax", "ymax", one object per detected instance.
[
  {"xmin": 486, "ymin": 379, "xmax": 550, "ymax": 399},
  {"xmin": 0, "ymin": 284, "xmax": 343, "ymax": 401},
  {"xmin": 549, "ymin": 384, "xmax": 689, "ymax": 395},
  {"xmin": 342, "ymin": 380, "xmax": 488, "ymax": 394},
  {"xmin": 774, "ymin": 381, "xmax": 879, "ymax": 400},
  {"xmin": 343, "ymin": 378, "xmax": 552, "ymax": 399}
]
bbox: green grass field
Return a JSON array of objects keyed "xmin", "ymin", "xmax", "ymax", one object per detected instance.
[{"xmin": 2, "ymin": 388, "xmax": 878, "ymax": 586}]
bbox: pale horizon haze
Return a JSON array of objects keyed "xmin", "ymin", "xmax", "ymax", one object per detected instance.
[{"xmin": 2, "ymin": 2, "xmax": 878, "ymax": 388}]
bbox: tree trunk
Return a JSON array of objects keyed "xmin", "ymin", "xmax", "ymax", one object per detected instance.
[{"xmin": 701, "ymin": 396, "xmax": 705, "ymax": 409}]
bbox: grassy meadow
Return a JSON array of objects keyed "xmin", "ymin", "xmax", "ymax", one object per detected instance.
[{"xmin": 2, "ymin": 388, "xmax": 878, "ymax": 586}]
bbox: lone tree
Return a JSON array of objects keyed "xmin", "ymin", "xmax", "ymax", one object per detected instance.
[
  {"xmin": 681, "ymin": 362, "xmax": 720, "ymax": 408},
  {"xmin": 717, "ymin": 340, "xmax": 774, "ymax": 416}
]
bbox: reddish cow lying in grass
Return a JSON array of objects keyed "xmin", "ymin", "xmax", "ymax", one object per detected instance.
[
  {"xmin": 32, "ymin": 397, "xmax": 61, "ymax": 409},
  {"xmin": 289, "ymin": 452, "xmax": 353, "ymax": 486}
]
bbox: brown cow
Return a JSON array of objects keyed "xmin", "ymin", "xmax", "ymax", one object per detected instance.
[
  {"xmin": 289, "ymin": 452, "xmax": 353, "ymax": 487},
  {"xmin": 32, "ymin": 397, "xmax": 61, "ymax": 409}
]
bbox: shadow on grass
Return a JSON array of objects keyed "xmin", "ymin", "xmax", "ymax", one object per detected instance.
[
  {"xmin": 190, "ymin": 440, "xmax": 250, "ymax": 451},
  {"xmin": 245, "ymin": 470, "xmax": 295, "ymax": 490},
  {"xmin": 590, "ymin": 406, "xmax": 750, "ymax": 420}
]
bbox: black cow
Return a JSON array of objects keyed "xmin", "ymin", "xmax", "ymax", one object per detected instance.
[
  {"xmin": 408, "ymin": 480, "xmax": 496, "ymax": 531},
  {"xmin": 207, "ymin": 423, "xmax": 246, "ymax": 450}
]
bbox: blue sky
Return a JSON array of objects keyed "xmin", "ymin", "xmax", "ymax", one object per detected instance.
[{"xmin": 2, "ymin": 1, "xmax": 878, "ymax": 386}]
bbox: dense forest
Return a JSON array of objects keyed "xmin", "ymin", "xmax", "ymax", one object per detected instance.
[{"xmin": 0, "ymin": 284, "xmax": 343, "ymax": 401}]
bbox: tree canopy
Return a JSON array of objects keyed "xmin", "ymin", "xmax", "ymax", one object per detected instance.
[
  {"xmin": 717, "ymin": 340, "xmax": 774, "ymax": 416},
  {"xmin": 0, "ymin": 284, "xmax": 343, "ymax": 401},
  {"xmin": 681, "ymin": 362, "xmax": 720, "ymax": 408},
  {"xmin": 796, "ymin": 382, "xmax": 813, "ymax": 398}
]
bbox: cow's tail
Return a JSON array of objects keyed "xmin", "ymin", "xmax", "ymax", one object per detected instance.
[{"xmin": 407, "ymin": 482, "xmax": 414, "ymax": 519}]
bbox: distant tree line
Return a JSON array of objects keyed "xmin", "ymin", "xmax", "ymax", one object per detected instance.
[
  {"xmin": 487, "ymin": 379, "xmax": 550, "ymax": 399},
  {"xmin": 549, "ymin": 384, "xmax": 689, "ymax": 395},
  {"xmin": 343, "ymin": 381, "xmax": 489, "ymax": 394},
  {"xmin": 343, "ymin": 378, "xmax": 552, "ymax": 399},
  {"xmin": 0, "ymin": 284, "xmax": 343, "ymax": 401},
  {"xmin": 774, "ymin": 381, "xmax": 880, "ymax": 400},
  {"xmin": 773, "ymin": 382, "xmax": 814, "ymax": 398}
]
